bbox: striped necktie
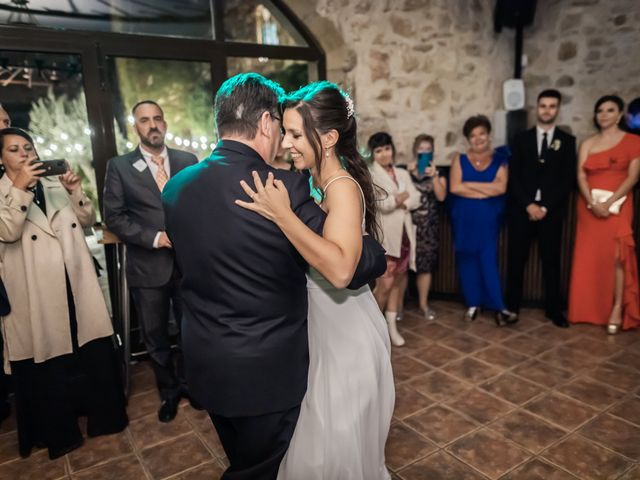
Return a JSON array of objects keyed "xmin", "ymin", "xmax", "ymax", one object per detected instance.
[{"xmin": 152, "ymin": 155, "xmax": 168, "ymax": 191}]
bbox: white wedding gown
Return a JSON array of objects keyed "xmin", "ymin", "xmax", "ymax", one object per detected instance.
[{"xmin": 277, "ymin": 177, "xmax": 395, "ymax": 480}]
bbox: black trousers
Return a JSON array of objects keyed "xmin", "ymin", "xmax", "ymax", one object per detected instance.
[
  {"xmin": 506, "ymin": 210, "xmax": 564, "ymax": 316},
  {"xmin": 209, "ymin": 405, "xmax": 301, "ymax": 480},
  {"xmin": 130, "ymin": 273, "xmax": 185, "ymax": 401},
  {"xmin": 0, "ymin": 328, "xmax": 10, "ymax": 419},
  {"xmin": 11, "ymin": 272, "xmax": 128, "ymax": 459}
]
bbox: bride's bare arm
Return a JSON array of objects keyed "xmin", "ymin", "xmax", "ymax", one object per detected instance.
[{"xmin": 236, "ymin": 172, "xmax": 363, "ymax": 288}]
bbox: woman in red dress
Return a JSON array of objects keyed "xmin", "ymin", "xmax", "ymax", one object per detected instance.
[{"xmin": 568, "ymin": 95, "xmax": 640, "ymax": 333}]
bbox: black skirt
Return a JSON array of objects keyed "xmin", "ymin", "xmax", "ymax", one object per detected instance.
[{"xmin": 9, "ymin": 272, "xmax": 128, "ymax": 459}]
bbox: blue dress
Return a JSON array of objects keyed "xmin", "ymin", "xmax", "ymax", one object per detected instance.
[{"xmin": 449, "ymin": 149, "xmax": 508, "ymax": 310}]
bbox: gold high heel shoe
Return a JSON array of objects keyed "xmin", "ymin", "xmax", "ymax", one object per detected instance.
[
  {"xmin": 607, "ymin": 323, "xmax": 620, "ymax": 335},
  {"xmin": 607, "ymin": 305, "xmax": 622, "ymax": 335}
]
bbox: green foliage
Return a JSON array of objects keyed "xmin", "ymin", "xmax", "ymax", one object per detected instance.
[
  {"xmin": 28, "ymin": 88, "xmax": 128, "ymax": 218},
  {"xmin": 115, "ymin": 58, "xmax": 214, "ymax": 152}
]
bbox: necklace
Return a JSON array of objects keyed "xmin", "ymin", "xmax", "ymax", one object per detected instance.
[
  {"xmin": 319, "ymin": 167, "xmax": 346, "ymax": 190},
  {"xmin": 470, "ymin": 153, "xmax": 490, "ymax": 169}
]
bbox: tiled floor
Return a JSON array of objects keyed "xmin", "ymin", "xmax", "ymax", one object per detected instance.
[{"xmin": 1, "ymin": 300, "xmax": 639, "ymax": 479}]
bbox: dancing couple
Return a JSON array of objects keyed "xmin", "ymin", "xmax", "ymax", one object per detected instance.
[{"xmin": 162, "ymin": 73, "xmax": 394, "ymax": 479}]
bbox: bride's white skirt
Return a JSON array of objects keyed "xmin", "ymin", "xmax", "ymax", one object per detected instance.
[{"xmin": 277, "ymin": 270, "xmax": 395, "ymax": 480}]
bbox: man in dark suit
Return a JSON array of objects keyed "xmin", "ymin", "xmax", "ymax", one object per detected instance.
[
  {"xmin": 506, "ymin": 89, "xmax": 577, "ymax": 328},
  {"xmin": 103, "ymin": 100, "xmax": 198, "ymax": 422},
  {"xmin": 162, "ymin": 73, "xmax": 384, "ymax": 480}
]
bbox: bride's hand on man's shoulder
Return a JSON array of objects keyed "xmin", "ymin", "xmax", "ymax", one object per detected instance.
[{"xmin": 235, "ymin": 170, "xmax": 292, "ymax": 222}]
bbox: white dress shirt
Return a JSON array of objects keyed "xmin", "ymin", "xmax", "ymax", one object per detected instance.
[
  {"xmin": 139, "ymin": 145, "xmax": 170, "ymax": 248},
  {"xmin": 536, "ymin": 125, "xmax": 556, "ymax": 156},
  {"xmin": 140, "ymin": 145, "xmax": 171, "ymax": 179}
]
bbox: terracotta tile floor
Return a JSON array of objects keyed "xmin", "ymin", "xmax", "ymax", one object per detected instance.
[{"xmin": 1, "ymin": 300, "xmax": 639, "ymax": 479}]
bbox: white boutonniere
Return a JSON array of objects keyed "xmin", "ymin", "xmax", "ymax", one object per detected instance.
[{"xmin": 550, "ymin": 139, "xmax": 561, "ymax": 151}]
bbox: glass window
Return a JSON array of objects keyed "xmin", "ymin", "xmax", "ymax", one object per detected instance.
[
  {"xmin": 0, "ymin": 49, "xmax": 112, "ymax": 314},
  {"xmin": 227, "ymin": 57, "xmax": 313, "ymax": 93},
  {"xmin": 0, "ymin": 50, "xmax": 102, "ymax": 210},
  {"xmin": 0, "ymin": 0, "xmax": 214, "ymax": 39},
  {"xmin": 224, "ymin": 0, "xmax": 307, "ymax": 46},
  {"xmin": 108, "ymin": 57, "xmax": 215, "ymax": 158}
]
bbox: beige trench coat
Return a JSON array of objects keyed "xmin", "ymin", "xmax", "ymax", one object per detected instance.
[
  {"xmin": 370, "ymin": 161, "xmax": 421, "ymax": 270},
  {"xmin": 0, "ymin": 175, "xmax": 113, "ymax": 372}
]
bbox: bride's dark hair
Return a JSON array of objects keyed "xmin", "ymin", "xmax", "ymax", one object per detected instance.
[{"xmin": 282, "ymin": 81, "xmax": 380, "ymax": 241}]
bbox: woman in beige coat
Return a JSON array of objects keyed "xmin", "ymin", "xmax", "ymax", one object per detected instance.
[
  {"xmin": 369, "ymin": 132, "xmax": 420, "ymax": 346},
  {"xmin": 0, "ymin": 128, "xmax": 127, "ymax": 459}
]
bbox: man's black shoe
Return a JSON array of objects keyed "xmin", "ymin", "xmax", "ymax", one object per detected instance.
[
  {"xmin": 158, "ymin": 397, "xmax": 179, "ymax": 423},
  {"xmin": 549, "ymin": 313, "xmax": 569, "ymax": 328}
]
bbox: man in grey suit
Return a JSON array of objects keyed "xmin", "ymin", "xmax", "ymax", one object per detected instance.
[{"xmin": 103, "ymin": 100, "xmax": 198, "ymax": 422}]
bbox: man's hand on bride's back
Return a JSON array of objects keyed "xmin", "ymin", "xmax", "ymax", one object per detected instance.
[{"xmin": 235, "ymin": 171, "xmax": 292, "ymax": 223}]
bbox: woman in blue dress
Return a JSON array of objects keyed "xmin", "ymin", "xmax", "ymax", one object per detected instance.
[{"xmin": 449, "ymin": 115, "xmax": 517, "ymax": 326}]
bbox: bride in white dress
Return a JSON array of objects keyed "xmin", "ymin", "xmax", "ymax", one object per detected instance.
[{"xmin": 236, "ymin": 81, "xmax": 394, "ymax": 479}]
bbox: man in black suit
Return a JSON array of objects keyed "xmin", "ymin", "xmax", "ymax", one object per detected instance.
[
  {"xmin": 162, "ymin": 73, "xmax": 384, "ymax": 480},
  {"xmin": 103, "ymin": 100, "xmax": 198, "ymax": 422},
  {"xmin": 506, "ymin": 89, "xmax": 577, "ymax": 328}
]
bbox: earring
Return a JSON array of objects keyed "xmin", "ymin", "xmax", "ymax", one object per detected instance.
[{"xmin": 325, "ymin": 151, "xmax": 330, "ymax": 158}]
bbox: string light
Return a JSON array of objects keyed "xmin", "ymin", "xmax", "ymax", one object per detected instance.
[{"xmin": 60, "ymin": 132, "xmax": 69, "ymax": 140}]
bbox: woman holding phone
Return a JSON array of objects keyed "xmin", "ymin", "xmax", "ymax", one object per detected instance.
[
  {"xmin": 407, "ymin": 134, "xmax": 447, "ymax": 320},
  {"xmin": 0, "ymin": 127, "xmax": 127, "ymax": 459}
]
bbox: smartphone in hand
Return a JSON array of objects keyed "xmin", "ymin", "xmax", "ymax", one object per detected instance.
[
  {"xmin": 417, "ymin": 152, "xmax": 433, "ymax": 174},
  {"xmin": 31, "ymin": 159, "xmax": 69, "ymax": 177}
]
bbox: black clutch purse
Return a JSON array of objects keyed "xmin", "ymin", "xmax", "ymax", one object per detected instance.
[{"xmin": 347, "ymin": 234, "xmax": 387, "ymax": 290}]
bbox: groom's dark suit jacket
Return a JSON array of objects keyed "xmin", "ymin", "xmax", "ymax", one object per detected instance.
[
  {"xmin": 163, "ymin": 140, "xmax": 385, "ymax": 417},
  {"xmin": 162, "ymin": 140, "xmax": 386, "ymax": 417}
]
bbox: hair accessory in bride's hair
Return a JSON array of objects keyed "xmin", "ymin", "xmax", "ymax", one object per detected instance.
[{"xmin": 343, "ymin": 92, "xmax": 355, "ymax": 119}]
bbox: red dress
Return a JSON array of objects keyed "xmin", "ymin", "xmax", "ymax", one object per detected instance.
[{"xmin": 568, "ymin": 133, "xmax": 640, "ymax": 330}]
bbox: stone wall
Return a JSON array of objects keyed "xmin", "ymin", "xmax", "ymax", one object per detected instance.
[
  {"xmin": 286, "ymin": 0, "xmax": 640, "ymax": 164},
  {"xmin": 522, "ymin": 0, "xmax": 640, "ymax": 140}
]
